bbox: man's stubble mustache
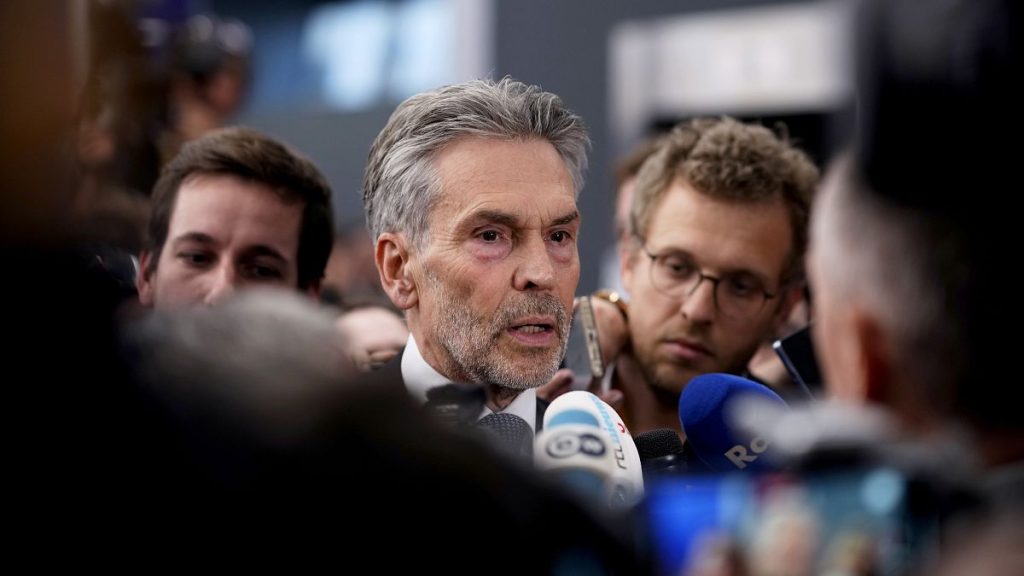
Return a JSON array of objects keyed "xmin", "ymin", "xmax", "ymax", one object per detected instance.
[
  {"xmin": 488, "ymin": 293, "xmax": 570, "ymax": 345},
  {"xmin": 440, "ymin": 290, "xmax": 572, "ymax": 390}
]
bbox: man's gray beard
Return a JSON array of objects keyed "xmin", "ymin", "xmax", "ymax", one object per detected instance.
[{"xmin": 428, "ymin": 273, "xmax": 569, "ymax": 390}]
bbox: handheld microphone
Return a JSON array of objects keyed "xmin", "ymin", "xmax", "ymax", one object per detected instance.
[
  {"xmin": 678, "ymin": 374, "xmax": 788, "ymax": 473},
  {"xmin": 535, "ymin": 420, "xmax": 619, "ymax": 505},
  {"xmin": 475, "ymin": 412, "xmax": 533, "ymax": 462},
  {"xmin": 537, "ymin": 391, "xmax": 643, "ymax": 508},
  {"xmin": 633, "ymin": 428, "xmax": 687, "ymax": 476}
]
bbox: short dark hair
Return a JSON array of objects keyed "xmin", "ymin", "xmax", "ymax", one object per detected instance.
[
  {"xmin": 614, "ymin": 138, "xmax": 663, "ymax": 192},
  {"xmin": 613, "ymin": 137, "xmax": 664, "ymax": 239},
  {"xmin": 147, "ymin": 127, "xmax": 334, "ymax": 289}
]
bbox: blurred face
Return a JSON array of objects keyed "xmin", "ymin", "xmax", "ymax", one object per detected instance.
[
  {"xmin": 807, "ymin": 246, "xmax": 850, "ymax": 400},
  {"xmin": 807, "ymin": 181, "xmax": 860, "ymax": 402},
  {"xmin": 206, "ymin": 65, "xmax": 247, "ymax": 116},
  {"xmin": 622, "ymin": 179, "xmax": 795, "ymax": 394},
  {"xmin": 410, "ymin": 137, "xmax": 579, "ymax": 389},
  {"xmin": 137, "ymin": 173, "xmax": 305, "ymax": 309},
  {"xmin": 615, "ymin": 175, "xmax": 637, "ymax": 243}
]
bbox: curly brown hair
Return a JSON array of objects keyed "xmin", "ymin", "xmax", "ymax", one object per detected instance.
[{"xmin": 630, "ymin": 117, "xmax": 819, "ymax": 283}]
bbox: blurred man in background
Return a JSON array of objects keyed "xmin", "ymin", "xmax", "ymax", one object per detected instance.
[
  {"xmin": 136, "ymin": 126, "xmax": 334, "ymax": 309},
  {"xmin": 804, "ymin": 4, "xmax": 1022, "ymax": 574},
  {"xmin": 597, "ymin": 137, "xmax": 664, "ymax": 297},
  {"xmin": 547, "ymin": 118, "xmax": 817, "ymax": 437},
  {"xmin": 810, "ymin": 0, "xmax": 1022, "ymax": 483},
  {"xmin": 161, "ymin": 13, "xmax": 253, "ymax": 162}
]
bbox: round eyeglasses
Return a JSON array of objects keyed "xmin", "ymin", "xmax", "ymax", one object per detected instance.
[{"xmin": 640, "ymin": 245, "xmax": 778, "ymax": 319}]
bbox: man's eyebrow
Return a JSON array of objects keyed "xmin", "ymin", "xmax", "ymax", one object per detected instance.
[
  {"xmin": 241, "ymin": 245, "xmax": 288, "ymax": 262},
  {"xmin": 550, "ymin": 211, "xmax": 579, "ymax": 226},
  {"xmin": 462, "ymin": 209, "xmax": 579, "ymax": 229},
  {"xmin": 646, "ymin": 243, "xmax": 691, "ymax": 258},
  {"xmin": 171, "ymin": 233, "xmax": 288, "ymax": 262},
  {"xmin": 171, "ymin": 232, "xmax": 217, "ymax": 246},
  {"xmin": 466, "ymin": 210, "xmax": 520, "ymax": 228},
  {"xmin": 652, "ymin": 245, "xmax": 770, "ymax": 282}
]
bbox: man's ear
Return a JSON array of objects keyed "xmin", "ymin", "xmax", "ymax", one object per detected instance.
[
  {"xmin": 619, "ymin": 244, "xmax": 638, "ymax": 294},
  {"xmin": 853, "ymin": 310, "xmax": 936, "ymax": 431},
  {"xmin": 771, "ymin": 281, "xmax": 807, "ymax": 333},
  {"xmin": 827, "ymin": 303, "xmax": 892, "ymax": 407},
  {"xmin": 852, "ymin": 311, "xmax": 893, "ymax": 407},
  {"xmin": 137, "ymin": 250, "xmax": 156, "ymax": 307},
  {"xmin": 376, "ymin": 232, "xmax": 418, "ymax": 310}
]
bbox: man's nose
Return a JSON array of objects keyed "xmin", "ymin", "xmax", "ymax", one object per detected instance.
[
  {"xmin": 513, "ymin": 236, "xmax": 556, "ymax": 291},
  {"xmin": 203, "ymin": 263, "xmax": 238, "ymax": 305},
  {"xmin": 679, "ymin": 277, "xmax": 716, "ymax": 323}
]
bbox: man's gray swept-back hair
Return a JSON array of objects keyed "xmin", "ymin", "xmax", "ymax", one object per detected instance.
[{"xmin": 362, "ymin": 77, "xmax": 589, "ymax": 245}]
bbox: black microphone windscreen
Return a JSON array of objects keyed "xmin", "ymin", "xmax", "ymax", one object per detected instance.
[{"xmin": 634, "ymin": 428, "xmax": 685, "ymax": 461}]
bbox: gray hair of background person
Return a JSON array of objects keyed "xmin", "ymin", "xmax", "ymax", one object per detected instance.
[
  {"xmin": 813, "ymin": 155, "xmax": 967, "ymax": 421},
  {"xmin": 125, "ymin": 289, "xmax": 352, "ymax": 442},
  {"xmin": 362, "ymin": 77, "xmax": 590, "ymax": 246},
  {"xmin": 630, "ymin": 117, "xmax": 818, "ymax": 283}
]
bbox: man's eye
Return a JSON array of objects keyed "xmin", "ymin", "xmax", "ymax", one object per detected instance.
[
  {"xmin": 246, "ymin": 265, "xmax": 284, "ymax": 280},
  {"xmin": 725, "ymin": 276, "xmax": 761, "ymax": 298},
  {"xmin": 661, "ymin": 256, "xmax": 694, "ymax": 277},
  {"xmin": 550, "ymin": 230, "xmax": 571, "ymax": 243},
  {"xmin": 479, "ymin": 230, "xmax": 501, "ymax": 242},
  {"xmin": 179, "ymin": 252, "xmax": 212, "ymax": 266}
]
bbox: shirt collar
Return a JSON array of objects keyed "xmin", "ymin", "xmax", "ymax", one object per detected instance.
[
  {"xmin": 480, "ymin": 388, "xmax": 537, "ymax": 433},
  {"xmin": 401, "ymin": 334, "xmax": 537, "ymax": 433},
  {"xmin": 401, "ymin": 334, "xmax": 451, "ymax": 404}
]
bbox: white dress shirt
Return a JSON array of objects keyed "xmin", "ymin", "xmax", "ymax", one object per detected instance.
[{"xmin": 401, "ymin": 334, "xmax": 538, "ymax": 433}]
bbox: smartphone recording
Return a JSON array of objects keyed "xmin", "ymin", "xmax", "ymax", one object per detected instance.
[
  {"xmin": 773, "ymin": 325, "xmax": 823, "ymax": 400},
  {"xmin": 561, "ymin": 296, "xmax": 606, "ymax": 391}
]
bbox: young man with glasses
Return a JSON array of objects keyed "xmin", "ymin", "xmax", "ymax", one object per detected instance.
[{"xmin": 595, "ymin": 117, "xmax": 818, "ymax": 435}]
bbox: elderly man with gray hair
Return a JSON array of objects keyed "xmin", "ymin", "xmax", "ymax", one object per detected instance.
[{"xmin": 363, "ymin": 77, "xmax": 589, "ymax": 433}]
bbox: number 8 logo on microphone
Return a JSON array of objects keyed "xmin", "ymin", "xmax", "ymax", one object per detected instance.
[{"xmin": 546, "ymin": 430, "xmax": 608, "ymax": 459}]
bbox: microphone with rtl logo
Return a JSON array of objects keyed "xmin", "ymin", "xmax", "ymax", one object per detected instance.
[{"xmin": 678, "ymin": 373, "xmax": 789, "ymax": 473}]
